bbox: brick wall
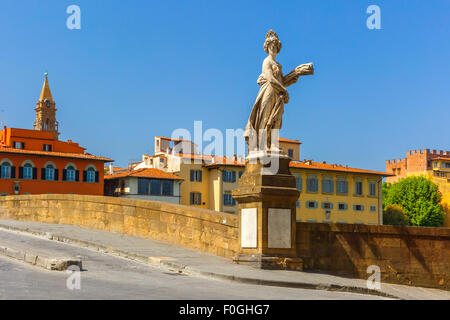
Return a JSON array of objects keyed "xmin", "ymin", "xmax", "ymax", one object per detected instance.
[
  {"xmin": 296, "ymin": 222, "xmax": 450, "ymax": 289},
  {"xmin": 0, "ymin": 194, "xmax": 239, "ymax": 258}
]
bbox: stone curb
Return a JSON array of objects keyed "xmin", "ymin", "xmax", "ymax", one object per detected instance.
[
  {"xmin": 0, "ymin": 241, "xmax": 82, "ymax": 271},
  {"xmin": 0, "ymin": 223, "xmax": 397, "ymax": 299}
]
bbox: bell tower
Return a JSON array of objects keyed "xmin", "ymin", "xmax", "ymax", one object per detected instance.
[{"xmin": 34, "ymin": 73, "xmax": 59, "ymax": 139}]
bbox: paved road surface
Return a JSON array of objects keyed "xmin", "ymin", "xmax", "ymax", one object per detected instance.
[{"xmin": 0, "ymin": 230, "xmax": 386, "ymax": 300}]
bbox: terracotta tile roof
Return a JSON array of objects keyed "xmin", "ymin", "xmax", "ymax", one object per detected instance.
[
  {"xmin": 104, "ymin": 168, "xmax": 183, "ymax": 180},
  {"xmin": 279, "ymin": 137, "xmax": 302, "ymax": 144},
  {"xmin": 104, "ymin": 166, "xmax": 127, "ymax": 173},
  {"xmin": 155, "ymin": 136, "xmax": 192, "ymax": 142},
  {"xmin": 290, "ymin": 161, "xmax": 392, "ymax": 176},
  {"xmin": 163, "ymin": 152, "xmax": 390, "ymax": 176},
  {"xmin": 0, "ymin": 147, "xmax": 112, "ymax": 162},
  {"xmin": 432, "ymin": 155, "xmax": 450, "ymax": 160},
  {"xmin": 176, "ymin": 153, "xmax": 245, "ymax": 166}
]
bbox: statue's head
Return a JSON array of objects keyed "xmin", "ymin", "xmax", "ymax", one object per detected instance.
[{"xmin": 264, "ymin": 30, "xmax": 282, "ymax": 55}]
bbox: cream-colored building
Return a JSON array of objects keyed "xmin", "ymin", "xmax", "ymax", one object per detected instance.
[{"xmin": 132, "ymin": 136, "xmax": 390, "ymax": 225}]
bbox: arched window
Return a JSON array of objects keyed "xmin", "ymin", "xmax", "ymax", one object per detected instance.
[
  {"xmin": 23, "ymin": 163, "xmax": 33, "ymax": 180},
  {"xmin": 66, "ymin": 165, "xmax": 76, "ymax": 182},
  {"xmin": 0, "ymin": 161, "xmax": 12, "ymax": 179},
  {"xmin": 86, "ymin": 167, "xmax": 96, "ymax": 183},
  {"xmin": 83, "ymin": 165, "xmax": 98, "ymax": 183},
  {"xmin": 46, "ymin": 164, "xmax": 55, "ymax": 181},
  {"xmin": 1, "ymin": 163, "xmax": 11, "ymax": 178}
]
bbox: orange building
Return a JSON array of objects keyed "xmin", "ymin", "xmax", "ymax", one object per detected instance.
[{"xmin": 0, "ymin": 74, "xmax": 112, "ymax": 196}]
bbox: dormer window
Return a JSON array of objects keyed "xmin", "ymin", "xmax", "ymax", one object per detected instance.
[
  {"xmin": 43, "ymin": 144, "xmax": 52, "ymax": 152},
  {"xmin": 13, "ymin": 142, "xmax": 24, "ymax": 149}
]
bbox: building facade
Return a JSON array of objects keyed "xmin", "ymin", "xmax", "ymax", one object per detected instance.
[
  {"xmin": 0, "ymin": 74, "xmax": 112, "ymax": 196},
  {"xmin": 386, "ymin": 149, "xmax": 450, "ymax": 226},
  {"xmin": 104, "ymin": 167, "xmax": 183, "ymax": 204},
  {"xmin": 130, "ymin": 136, "xmax": 389, "ymax": 225}
]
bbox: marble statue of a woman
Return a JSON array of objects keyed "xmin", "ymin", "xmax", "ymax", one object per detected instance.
[{"xmin": 243, "ymin": 30, "xmax": 314, "ymax": 154}]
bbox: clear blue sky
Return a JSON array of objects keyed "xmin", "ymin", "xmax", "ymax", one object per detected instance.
[{"xmin": 0, "ymin": 0, "xmax": 448, "ymax": 170}]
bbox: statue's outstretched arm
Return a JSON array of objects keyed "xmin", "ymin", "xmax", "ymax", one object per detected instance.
[{"xmin": 283, "ymin": 63, "xmax": 314, "ymax": 87}]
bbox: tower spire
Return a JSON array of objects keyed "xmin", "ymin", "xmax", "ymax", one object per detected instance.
[
  {"xmin": 34, "ymin": 72, "xmax": 59, "ymax": 139},
  {"xmin": 39, "ymin": 72, "xmax": 54, "ymax": 102}
]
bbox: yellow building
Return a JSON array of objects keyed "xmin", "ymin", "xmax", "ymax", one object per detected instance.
[{"xmin": 132, "ymin": 136, "xmax": 391, "ymax": 225}]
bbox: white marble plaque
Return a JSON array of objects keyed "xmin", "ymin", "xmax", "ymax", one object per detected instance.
[
  {"xmin": 241, "ymin": 208, "xmax": 257, "ymax": 248},
  {"xmin": 268, "ymin": 208, "xmax": 291, "ymax": 248}
]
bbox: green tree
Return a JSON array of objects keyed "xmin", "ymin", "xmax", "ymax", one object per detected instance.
[
  {"xmin": 382, "ymin": 182, "xmax": 392, "ymax": 211},
  {"xmin": 383, "ymin": 204, "xmax": 409, "ymax": 226},
  {"xmin": 383, "ymin": 177, "xmax": 445, "ymax": 227}
]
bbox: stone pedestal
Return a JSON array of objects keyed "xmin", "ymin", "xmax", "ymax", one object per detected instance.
[{"xmin": 232, "ymin": 151, "xmax": 303, "ymax": 271}]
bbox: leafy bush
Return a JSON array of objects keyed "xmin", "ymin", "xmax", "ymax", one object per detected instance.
[
  {"xmin": 383, "ymin": 177, "xmax": 445, "ymax": 227},
  {"xmin": 383, "ymin": 204, "xmax": 409, "ymax": 226}
]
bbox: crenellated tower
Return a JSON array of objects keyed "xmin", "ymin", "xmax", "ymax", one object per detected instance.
[{"xmin": 33, "ymin": 73, "xmax": 59, "ymax": 139}]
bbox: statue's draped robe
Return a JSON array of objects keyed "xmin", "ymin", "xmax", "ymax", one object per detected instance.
[{"xmin": 244, "ymin": 60, "xmax": 298, "ymax": 150}]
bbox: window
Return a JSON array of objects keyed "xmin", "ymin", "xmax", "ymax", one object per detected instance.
[
  {"xmin": 306, "ymin": 201, "xmax": 318, "ymax": 209},
  {"xmin": 190, "ymin": 170, "xmax": 202, "ymax": 182},
  {"xmin": 295, "ymin": 177, "xmax": 302, "ymax": 191},
  {"xmin": 138, "ymin": 179, "xmax": 174, "ymax": 196},
  {"xmin": 338, "ymin": 203, "xmax": 348, "ymax": 211},
  {"xmin": 434, "ymin": 162, "xmax": 438, "ymax": 168},
  {"xmin": 307, "ymin": 176, "xmax": 318, "ymax": 192},
  {"xmin": 223, "ymin": 170, "xmax": 236, "ymax": 183},
  {"xmin": 43, "ymin": 144, "xmax": 52, "ymax": 152},
  {"xmin": 23, "ymin": 164, "xmax": 33, "ymax": 180},
  {"xmin": 162, "ymin": 180, "xmax": 174, "ymax": 195},
  {"xmin": 337, "ymin": 179, "xmax": 348, "ymax": 194},
  {"xmin": 150, "ymin": 180, "xmax": 162, "ymax": 195},
  {"xmin": 370, "ymin": 206, "xmax": 377, "ymax": 212},
  {"xmin": 322, "ymin": 202, "xmax": 333, "ymax": 210},
  {"xmin": 353, "ymin": 205, "xmax": 364, "ymax": 211},
  {"xmin": 14, "ymin": 142, "xmax": 24, "ymax": 149},
  {"xmin": 322, "ymin": 177, "xmax": 334, "ymax": 193},
  {"xmin": 239, "ymin": 171, "xmax": 244, "ymax": 179},
  {"xmin": 66, "ymin": 166, "xmax": 76, "ymax": 182},
  {"xmin": 355, "ymin": 181, "xmax": 363, "ymax": 196},
  {"xmin": 86, "ymin": 168, "xmax": 96, "ymax": 183},
  {"xmin": 445, "ymin": 163, "xmax": 450, "ymax": 168},
  {"xmin": 190, "ymin": 192, "xmax": 202, "ymax": 205},
  {"xmin": 1, "ymin": 162, "xmax": 11, "ymax": 178},
  {"xmin": 288, "ymin": 149, "xmax": 294, "ymax": 158},
  {"xmin": 296, "ymin": 200, "xmax": 300, "ymax": 208},
  {"xmin": 369, "ymin": 182, "xmax": 376, "ymax": 196},
  {"xmin": 45, "ymin": 165, "xmax": 55, "ymax": 181},
  {"xmin": 223, "ymin": 192, "xmax": 236, "ymax": 206},
  {"xmin": 138, "ymin": 178, "xmax": 149, "ymax": 195}
]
